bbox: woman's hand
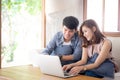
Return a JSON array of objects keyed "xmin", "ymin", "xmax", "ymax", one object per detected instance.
[{"xmin": 69, "ymin": 66, "xmax": 84, "ymax": 75}]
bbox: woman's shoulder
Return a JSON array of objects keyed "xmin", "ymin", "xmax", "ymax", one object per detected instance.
[
  {"xmin": 103, "ymin": 38, "xmax": 112, "ymax": 44},
  {"xmin": 102, "ymin": 38, "xmax": 112, "ymax": 47}
]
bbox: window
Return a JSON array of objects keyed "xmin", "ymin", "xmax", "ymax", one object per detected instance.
[
  {"xmin": 1, "ymin": 0, "xmax": 43, "ymax": 67},
  {"xmin": 104, "ymin": 0, "xmax": 118, "ymax": 32},
  {"xmin": 84, "ymin": 0, "xmax": 120, "ymax": 36}
]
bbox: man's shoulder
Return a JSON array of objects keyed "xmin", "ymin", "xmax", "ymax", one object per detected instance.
[
  {"xmin": 56, "ymin": 31, "xmax": 63, "ymax": 34},
  {"xmin": 53, "ymin": 31, "xmax": 63, "ymax": 40},
  {"xmin": 55, "ymin": 31, "xmax": 63, "ymax": 37}
]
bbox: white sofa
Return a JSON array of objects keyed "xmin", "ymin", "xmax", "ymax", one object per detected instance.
[{"xmin": 106, "ymin": 37, "xmax": 120, "ymax": 80}]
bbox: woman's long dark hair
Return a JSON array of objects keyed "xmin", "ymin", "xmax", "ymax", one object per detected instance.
[{"xmin": 79, "ymin": 19, "xmax": 105, "ymax": 47}]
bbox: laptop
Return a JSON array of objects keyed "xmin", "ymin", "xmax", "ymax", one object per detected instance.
[{"xmin": 37, "ymin": 54, "xmax": 77, "ymax": 78}]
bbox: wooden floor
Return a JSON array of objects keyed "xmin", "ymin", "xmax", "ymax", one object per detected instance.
[{"xmin": 0, "ymin": 65, "xmax": 103, "ymax": 80}]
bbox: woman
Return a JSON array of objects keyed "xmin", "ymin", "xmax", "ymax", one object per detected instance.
[{"xmin": 63, "ymin": 19, "xmax": 116, "ymax": 78}]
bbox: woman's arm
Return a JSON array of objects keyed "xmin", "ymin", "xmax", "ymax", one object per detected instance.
[
  {"xmin": 83, "ymin": 39, "xmax": 112, "ymax": 70},
  {"xmin": 72, "ymin": 47, "xmax": 88, "ymax": 66},
  {"xmin": 62, "ymin": 47, "xmax": 88, "ymax": 71},
  {"xmin": 69, "ymin": 39, "xmax": 112, "ymax": 75}
]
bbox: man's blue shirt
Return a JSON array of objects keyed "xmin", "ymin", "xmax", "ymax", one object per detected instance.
[{"xmin": 42, "ymin": 31, "xmax": 82, "ymax": 65}]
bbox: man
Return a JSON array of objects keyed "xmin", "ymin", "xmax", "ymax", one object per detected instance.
[{"xmin": 42, "ymin": 16, "xmax": 82, "ymax": 66}]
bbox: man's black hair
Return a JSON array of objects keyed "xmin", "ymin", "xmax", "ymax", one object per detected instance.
[{"xmin": 63, "ymin": 16, "xmax": 79, "ymax": 30}]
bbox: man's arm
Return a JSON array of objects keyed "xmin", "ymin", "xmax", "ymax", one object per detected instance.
[
  {"xmin": 61, "ymin": 38, "xmax": 82, "ymax": 61},
  {"xmin": 72, "ymin": 39, "xmax": 82, "ymax": 60},
  {"xmin": 42, "ymin": 33, "xmax": 58, "ymax": 55}
]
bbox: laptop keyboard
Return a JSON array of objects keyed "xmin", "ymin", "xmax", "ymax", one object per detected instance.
[{"xmin": 64, "ymin": 71, "xmax": 71, "ymax": 76}]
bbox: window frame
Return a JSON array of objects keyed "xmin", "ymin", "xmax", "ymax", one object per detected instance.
[
  {"xmin": 0, "ymin": 0, "xmax": 46, "ymax": 68},
  {"xmin": 0, "ymin": 0, "xmax": 1, "ymax": 69},
  {"xmin": 41, "ymin": 0, "xmax": 46, "ymax": 48},
  {"xmin": 118, "ymin": 0, "xmax": 120, "ymax": 31},
  {"xmin": 83, "ymin": 0, "xmax": 120, "ymax": 37}
]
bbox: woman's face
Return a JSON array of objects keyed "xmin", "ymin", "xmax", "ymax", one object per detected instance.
[
  {"xmin": 82, "ymin": 26, "xmax": 94, "ymax": 41},
  {"xmin": 63, "ymin": 26, "xmax": 76, "ymax": 42}
]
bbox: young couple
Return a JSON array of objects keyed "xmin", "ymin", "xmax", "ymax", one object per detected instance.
[{"xmin": 42, "ymin": 16, "xmax": 118, "ymax": 79}]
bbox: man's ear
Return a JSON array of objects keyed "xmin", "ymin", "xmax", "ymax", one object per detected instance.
[{"xmin": 92, "ymin": 26, "xmax": 96, "ymax": 32}]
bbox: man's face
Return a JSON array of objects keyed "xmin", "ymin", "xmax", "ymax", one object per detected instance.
[{"xmin": 63, "ymin": 26, "xmax": 76, "ymax": 42}]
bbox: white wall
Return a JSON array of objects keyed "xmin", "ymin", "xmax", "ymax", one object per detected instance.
[{"xmin": 45, "ymin": 0, "xmax": 83, "ymax": 44}]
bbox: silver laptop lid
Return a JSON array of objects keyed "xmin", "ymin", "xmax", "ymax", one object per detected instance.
[{"xmin": 38, "ymin": 55, "xmax": 65, "ymax": 77}]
